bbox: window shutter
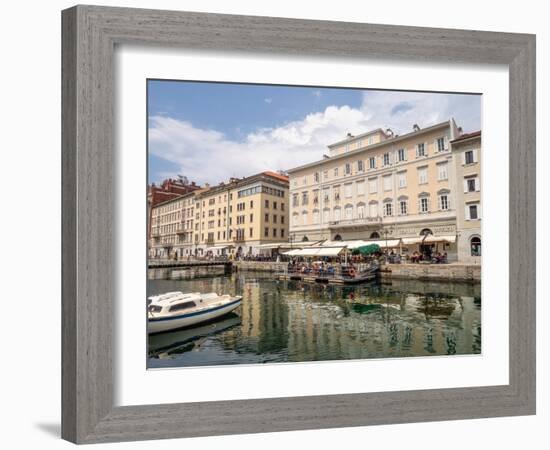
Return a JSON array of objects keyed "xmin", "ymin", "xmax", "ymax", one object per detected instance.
[
  {"xmin": 475, "ymin": 177, "xmax": 480, "ymax": 191},
  {"xmin": 444, "ymin": 136, "xmax": 449, "ymax": 150},
  {"xmin": 463, "ymin": 179, "xmax": 468, "ymax": 193},
  {"xmin": 473, "ymin": 149, "xmax": 478, "ymax": 163},
  {"xmin": 434, "ymin": 139, "xmax": 438, "ymax": 153},
  {"xmin": 415, "ymin": 145, "xmax": 419, "ymax": 157},
  {"xmin": 461, "ymin": 152, "xmax": 466, "ymax": 165},
  {"xmin": 465, "ymin": 205, "xmax": 470, "ymax": 220},
  {"xmin": 424, "ymin": 142, "xmax": 428, "ymax": 156},
  {"xmin": 437, "ymin": 196, "xmax": 441, "ymax": 210}
]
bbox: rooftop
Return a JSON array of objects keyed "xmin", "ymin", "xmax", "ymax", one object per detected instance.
[
  {"xmin": 451, "ymin": 130, "xmax": 481, "ymax": 143},
  {"xmin": 287, "ymin": 119, "xmax": 453, "ymax": 174}
]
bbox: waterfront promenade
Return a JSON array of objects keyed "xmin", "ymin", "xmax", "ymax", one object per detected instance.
[{"xmin": 148, "ymin": 258, "xmax": 480, "ymax": 282}]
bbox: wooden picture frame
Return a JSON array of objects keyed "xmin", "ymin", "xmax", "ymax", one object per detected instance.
[{"xmin": 62, "ymin": 5, "xmax": 536, "ymax": 444}]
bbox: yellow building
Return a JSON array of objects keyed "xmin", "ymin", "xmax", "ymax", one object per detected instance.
[
  {"xmin": 194, "ymin": 171, "xmax": 289, "ymax": 257},
  {"xmin": 451, "ymin": 131, "xmax": 482, "ymax": 263},
  {"xmin": 287, "ymin": 119, "xmax": 481, "ymax": 262}
]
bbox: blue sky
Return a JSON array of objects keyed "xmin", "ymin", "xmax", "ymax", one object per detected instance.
[{"xmin": 148, "ymin": 80, "xmax": 481, "ymax": 185}]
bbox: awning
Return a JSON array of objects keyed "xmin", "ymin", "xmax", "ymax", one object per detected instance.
[
  {"xmin": 315, "ymin": 247, "xmax": 345, "ymax": 256},
  {"xmin": 283, "ymin": 249, "xmax": 303, "ymax": 256},
  {"xmin": 401, "ymin": 237, "xmax": 424, "ymax": 245},
  {"xmin": 316, "ymin": 240, "xmax": 369, "ymax": 250},
  {"xmin": 366, "ymin": 239, "xmax": 401, "ymax": 248},
  {"xmin": 255, "ymin": 242, "xmax": 292, "ymax": 249},
  {"xmin": 401, "ymin": 235, "xmax": 457, "ymax": 245},
  {"xmin": 205, "ymin": 246, "xmax": 229, "ymax": 252},
  {"xmin": 424, "ymin": 235, "xmax": 457, "ymax": 243},
  {"xmin": 283, "ymin": 247, "xmax": 344, "ymax": 257}
]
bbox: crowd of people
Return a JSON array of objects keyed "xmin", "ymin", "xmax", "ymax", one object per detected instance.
[
  {"xmin": 163, "ymin": 247, "xmax": 449, "ymax": 265},
  {"xmin": 408, "ymin": 250, "xmax": 448, "ymax": 264}
]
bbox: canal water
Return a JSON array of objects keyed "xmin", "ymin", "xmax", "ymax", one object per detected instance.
[{"xmin": 147, "ymin": 272, "xmax": 481, "ymax": 368}]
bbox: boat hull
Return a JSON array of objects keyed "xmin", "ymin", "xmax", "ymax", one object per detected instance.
[{"xmin": 148, "ymin": 297, "xmax": 242, "ymax": 334}]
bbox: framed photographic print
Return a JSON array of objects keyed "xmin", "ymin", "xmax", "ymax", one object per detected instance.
[{"xmin": 62, "ymin": 5, "xmax": 536, "ymax": 444}]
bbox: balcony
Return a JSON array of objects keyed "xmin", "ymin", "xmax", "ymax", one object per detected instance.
[
  {"xmin": 205, "ymin": 238, "xmax": 215, "ymax": 245},
  {"xmin": 329, "ymin": 216, "xmax": 382, "ymax": 227},
  {"xmin": 232, "ymin": 236, "xmax": 246, "ymax": 243}
]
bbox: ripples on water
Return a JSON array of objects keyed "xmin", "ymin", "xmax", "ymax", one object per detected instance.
[{"xmin": 147, "ymin": 272, "xmax": 481, "ymax": 368}]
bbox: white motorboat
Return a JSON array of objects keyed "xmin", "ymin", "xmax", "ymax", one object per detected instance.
[{"xmin": 147, "ymin": 291, "xmax": 242, "ymax": 334}]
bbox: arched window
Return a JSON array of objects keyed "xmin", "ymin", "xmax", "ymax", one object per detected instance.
[
  {"xmin": 323, "ymin": 208, "xmax": 330, "ymax": 223},
  {"xmin": 420, "ymin": 228, "xmax": 433, "ymax": 236},
  {"xmin": 383, "ymin": 199, "xmax": 393, "ymax": 217},
  {"xmin": 368, "ymin": 200, "xmax": 378, "ymax": 218},
  {"xmin": 470, "ymin": 236, "xmax": 481, "ymax": 256},
  {"xmin": 333, "ymin": 207, "xmax": 341, "ymax": 222},
  {"xmin": 334, "ymin": 234, "xmax": 343, "ymax": 241},
  {"xmin": 302, "ymin": 236, "xmax": 309, "ymax": 242},
  {"xmin": 357, "ymin": 202, "xmax": 366, "ymax": 219},
  {"xmin": 370, "ymin": 231, "xmax": 380, "ymax": 239},
  {"xmin": 312, "ymin": 209, "xmax": 320, "ymax": 224},
  {"xmin": 345, "ymin": 204, "xmax": 353, "ymax": 220}
]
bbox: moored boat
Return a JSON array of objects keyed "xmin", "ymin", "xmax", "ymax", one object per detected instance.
[{"xmin": 147, "ymin": 291, "xmax": 242, "ymax": 334}]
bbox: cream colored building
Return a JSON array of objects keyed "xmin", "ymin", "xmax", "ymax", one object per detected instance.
[
  {"xmin": 149, "ymin": 190, "xmax": 200, "ymax": 259},
  {"xmin": 194, "ymin": 171, "xmax": 289, "ymax": 257},
  {"xmin": 451, "ymin": 131, "xmax": 482, "ymax": 263},
  {"xmin": 149, "ymin": 172, "xmax": 289, "ymax": 258},
  {"xmin": 287, "ymin": 119, "xmax": 481, "ymax": 262}
]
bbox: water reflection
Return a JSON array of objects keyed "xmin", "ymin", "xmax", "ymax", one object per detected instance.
[{"xmin": 147, "ymin": 272, "xmax": 481, "ymax": 368}]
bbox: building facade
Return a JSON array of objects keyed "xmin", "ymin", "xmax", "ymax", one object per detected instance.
[
  {"xmin": 194, "ymin": 171, "xmax": 289, "ymax": 257},
  {"xmin": 149, "ymin": 190, "xmax": 201, "ymax": 259},
  {"xmin": 147, "ymin": 177, "xmax": 200, "ymax": 240},
  {"xmin": 451, "ymin": 131, "xmax": 482, "ymax": 264},
  {"xmin": 149, "ymin": 172, "xmax": 290, "ymax": 259},
  {"xmin": 287, "ymin": 119, "xmax": 482, "ymax": 262}
]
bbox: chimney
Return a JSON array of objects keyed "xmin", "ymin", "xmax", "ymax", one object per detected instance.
[
  {"xmin": 413, "ymin": 124, "xmax": 421, "ymax": 132},
  {"xmin": 346, "ymin": 132, "xmax": 354, "ymax": 138},
  {"xmin": 386, "ymin": 128, "xmax": 394, "ymax": 138},
  {"xmin": 458, "ymin": 126, "xmax": 463, "ymax": 135}
]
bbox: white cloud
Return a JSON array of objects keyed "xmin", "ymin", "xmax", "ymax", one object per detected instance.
[
  {"xmin": 149, "ymin": 91, "xmax": 480, "ymax": 185},
  {"xmin": 264, "ymin": 98, "xmax": 273, "ymax": 104}
]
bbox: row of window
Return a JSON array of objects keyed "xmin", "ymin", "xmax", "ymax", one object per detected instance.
[
  {"xmin": 197, "ymin": 227, "xmax": 286, "ymax": 242},
  {"xmin": 152, "ymin": 221, "xmax": 194, "ymax": 235},
  {"xmin": 292, "ymin": 164, "xmax": 449, "ymax": 207},
  {"xmin": 292, "ymin": 193, "xmax": 453, "ymax": 225},
  {"xmin": 154, "ymin": 197, "xmax": 193, "ymax": 215},
  {"xmin": 235, "ymin": 200, "xmax": 285, "ymax": 211},
  {"xmin": 297, "ymin": 137, "xmax": 449, "ymax": 187},
  {"xmin": 237, "ymin": 185, "xmax": 286, "ymax": 198},
  {"xmin": 151, "ymin": 207, "xmax": 194, "ymax": 225}
]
